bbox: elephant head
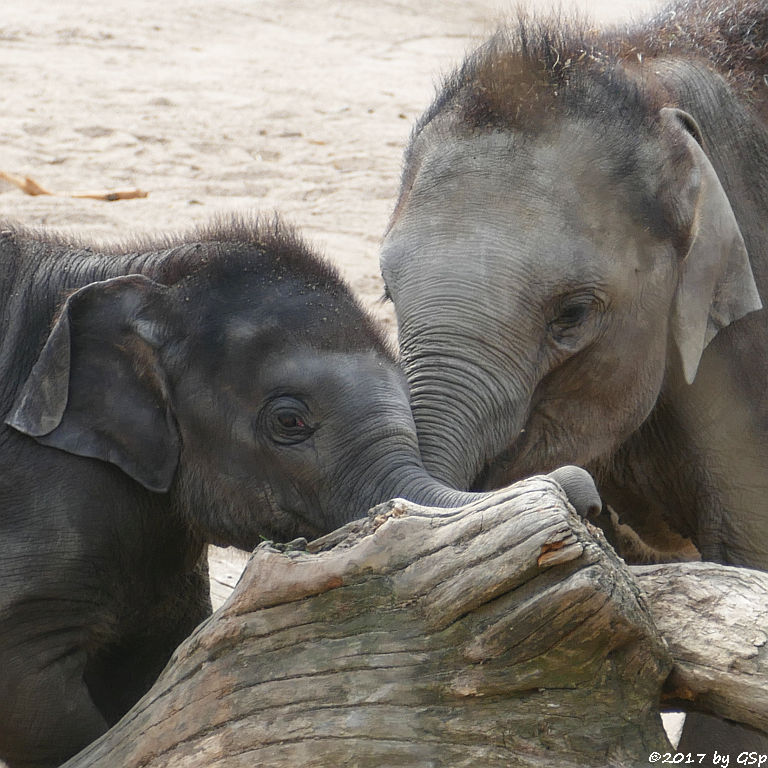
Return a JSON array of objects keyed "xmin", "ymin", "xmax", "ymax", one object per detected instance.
[
  {"xmin": 6, "ymin": 272, "xmax": 472, "ymax": 550},
  {"xmin": 381, "ymin": 71, "xmax": 761, "ymax": 494}
]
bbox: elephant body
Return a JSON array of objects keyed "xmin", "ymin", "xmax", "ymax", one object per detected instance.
[
  {"xmin": 381, "ymin": 0, "xmax": 768, "ymax": 751},
  {"xmin": 0, "ymin": 216, "xmax": 488, "ymax": 768}
]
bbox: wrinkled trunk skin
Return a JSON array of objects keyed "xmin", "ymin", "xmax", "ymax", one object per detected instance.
[
  {"xmin": 408, "ymin": 367, "xmax": 489, "ymax": 489},
  {"xmin": 382, "ymin": 206, "xmax": 544, "ymax": 494},
  {"xmin": 405, "ymin": 347, "xmax": 534, "ymax": 492},
  {"xmin": 321, "ymin": 373, "xmax": 492, "ymax": 526},
  {"xmin": 380, "ymin": 421, "xmax": 602, "ymax": 520},
  {"xmin": 379, "ymin": 465, "xmax": 483, "ymax": 509}
]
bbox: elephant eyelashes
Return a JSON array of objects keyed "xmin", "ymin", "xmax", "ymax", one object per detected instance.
[{"xmin": 262, "ymin": 397, "xmax": 316, "ymax": 445}]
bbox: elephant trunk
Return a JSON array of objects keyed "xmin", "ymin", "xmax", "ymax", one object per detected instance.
[
  {"xmin": 376, "ymin": 462, "xmax": 601, "ymax": 519},
  {"xmin": 406, "ymin": 351, "xmax": 531, "ymax": 491},
  {"xmin": 329, "ymin": 415, "xmax": 486, "ymax": 532},
  {"xmin": 380, "ymin": 465, "xmax": 484, "ymax": 509}
]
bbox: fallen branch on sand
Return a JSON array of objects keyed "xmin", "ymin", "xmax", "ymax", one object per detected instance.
[{"xmin": 0, "ymin": 170, "xmax": 148, "ymax": 201}]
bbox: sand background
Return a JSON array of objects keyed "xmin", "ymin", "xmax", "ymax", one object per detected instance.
[{"xmin": 1, "ymin": 0, "xmax": 661, "ymax": 336}]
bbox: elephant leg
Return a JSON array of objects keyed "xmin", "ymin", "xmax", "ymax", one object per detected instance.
[
  {"xmin": 589, "ymin": 506, "xmax": 701, "ymax": 564},
  {"xmin": 86, "ymin": 557, "xmax": 212, "ymax": 724},
  {"xmin": 677, "ymin": 712, "xmax": 768, "ymax": 760},
  {"xmin": 545, "ymin": 470, "xmax": 687, "ymax": 563},
  {"xmin": 1, "ymin": 647, "xmax": 108, "ymax": 768},
  {"xmin": 587, "ymin": 474, "xmax": 701, "ymax": 564}
]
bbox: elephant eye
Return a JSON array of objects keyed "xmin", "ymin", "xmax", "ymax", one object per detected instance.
[
  {"xmin": 549, "ymin": 293, "xmax": 603, "ymax": 343},
  {"xmin": 555, "ymin": 302, "xmax": 592, "ymax": 327},
  {"xmin": 277, "ymin": 413, "xmax": 305, "ymax": 430},
  {"xmin": 262, "ymin": 397, "xmax": 315, "ymax": 445}
]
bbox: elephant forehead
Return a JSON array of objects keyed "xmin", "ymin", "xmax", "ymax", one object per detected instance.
[
  {"xmin": 262, "ymin": 348, "xmax": 399, "ymax": 385},
  {"xmin": 383, "ymin": 130, "xmax": 661, "ymax": 283},
  {"xmin": 214, "ymin": 346, "xmax": 406, "ymax": 404}
]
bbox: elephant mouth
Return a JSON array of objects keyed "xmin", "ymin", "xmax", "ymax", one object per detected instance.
[
  {"xmin": 469, "ymin": 412, "xmax": 560, "ymax": 492},
  {"xmin": 470, "ymin": 434, "xmax": 528, "ymax": 491},
  {"xmin": 470, "ymin": 385, "xmax": 563, "ymax": 490},
  {"xmin": 290, "ymin": 511, "xmax": 328, "ymax": 541},
  {"xmin": 470, "ymin": 408, "xmax": 612, "ymax": 492},
  {"xmin": 260, "ymin": 504, "xmax": 327, "ymax": 545}
]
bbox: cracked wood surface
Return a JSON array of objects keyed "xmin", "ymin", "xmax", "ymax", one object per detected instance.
[
  {"xmin": 634, "ymin": 562, "xmax": 768, "ymax": 733},
  {"xmin": 63, "ymin": 477, "xmax": 672, "ymax": 768}
]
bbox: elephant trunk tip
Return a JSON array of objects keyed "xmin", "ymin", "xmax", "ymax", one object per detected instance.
[{"xmin": 546, "ymin": 465, "xmax": 602, "ymax": 519}]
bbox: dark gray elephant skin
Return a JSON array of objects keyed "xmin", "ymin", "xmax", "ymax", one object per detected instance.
[
  {"xmin": 0, "ymin": 216, "xmax": 513, "ymax": 768},
  {"xmin": 380, "ymin": 0, "xmax": 768, "ymax": 753}
]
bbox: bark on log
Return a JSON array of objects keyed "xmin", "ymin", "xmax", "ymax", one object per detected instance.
[
  {"xmin": 63, "ymin": 477, "xmax": 673, "ymax": 768},
  {"xmin": 633, "ymin": 562, "xmax": 768, "ymax": 732}
]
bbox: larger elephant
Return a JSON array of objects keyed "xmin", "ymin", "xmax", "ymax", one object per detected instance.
[{"xmin": 380, "ymin": 0, "xmax": 768, "ymax": 753}]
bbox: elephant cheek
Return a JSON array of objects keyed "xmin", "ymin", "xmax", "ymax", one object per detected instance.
[{"xmin": 504, "ymin": 342, "xmax": 667, "ymax": 482}]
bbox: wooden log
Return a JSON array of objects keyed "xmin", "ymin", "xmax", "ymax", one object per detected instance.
[
  {"xmin": 633, "ymin": 562, "xmax": 768, "ymax": 732},
  {"xmin": 208, "ymin": 545, "xmax": 250, "ymax": 610},
  {"xmin": 63, "ymin": 477, "xmax": 672, "ymax": 768}
]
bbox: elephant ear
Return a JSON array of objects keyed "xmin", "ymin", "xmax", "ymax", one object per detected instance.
[
  {"xmin": 6, "ymin": 274, "xmax": 180, "ymax": 492},
  {"xmin": 660, "ymin": 107, "xmax": 762, "ymax": 385}
]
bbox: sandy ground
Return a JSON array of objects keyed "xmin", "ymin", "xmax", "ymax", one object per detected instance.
[
  {"xmin": 1, "ymin": 0, "xmax": 686, "ymax": 756},
  {"xmin": 1, "ymin": 0, "xmax": 661, "ymax": 335}
]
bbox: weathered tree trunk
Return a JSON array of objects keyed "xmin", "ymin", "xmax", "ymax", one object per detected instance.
[
  {"xmin": 62, "ymin": 477, "xmax": 673, "ymax": 767},
  {"xmin": 633, "ymin": 562, "xmax": 768, "ymax": 733},
  {"xmin": 63, "ymin": 480, "xmax": 768, "ymax": 767}
]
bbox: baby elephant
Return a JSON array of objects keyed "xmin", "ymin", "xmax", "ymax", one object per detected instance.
[
  {"xmin": 0, "ymin": 217, "xmax": 499, "ymax": 768},
  {"xmin": 0, "ymin": 217, "xmax": 600, "ymax": 767}
]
